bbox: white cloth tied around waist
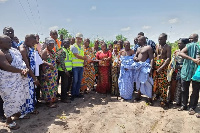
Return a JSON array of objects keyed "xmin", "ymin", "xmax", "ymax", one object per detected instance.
[{"xmin": 130, "ymin": 59, "xmax": 153, "ymax": 98}]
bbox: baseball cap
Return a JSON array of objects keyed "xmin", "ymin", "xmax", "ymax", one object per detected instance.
[{"xmin": 76, "ymin": 33, "xmax": 83, "ymax": 38}]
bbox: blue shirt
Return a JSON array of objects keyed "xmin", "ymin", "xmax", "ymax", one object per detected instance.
[
  {"xmin": 11, "ymin": 41, "xmax": 18, "ymax": 49},
  {"xmin": 17, "ymin": 41, "xmax": 24, "ymax": 47}
]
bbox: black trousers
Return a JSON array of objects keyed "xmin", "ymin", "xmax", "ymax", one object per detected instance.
[
  {"xmin": 0, "ymin": 96, "xmax": 4, "ymax": 117},
  {"xmin": 36, "ymin": 75, "xmax": 41, "ymax": 101},
  {"xmin": 36, "ymin": 65, "xmax": 43, "ymax": 101},
  {"xmin": 67, "ymin": 71, "xmax": 73, "ymax": 93},
  {"xmin": 57, "ymin": 71, "xmax": 70, "ymax": 100},
  {"xmin": 181, "ymin": 80, "xmax": 200, "ymax": 109}
]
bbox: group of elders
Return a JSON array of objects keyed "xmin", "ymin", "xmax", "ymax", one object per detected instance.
[{"xmin": 0, "ymin": 26, "xmax": 200, "ymax": 130}]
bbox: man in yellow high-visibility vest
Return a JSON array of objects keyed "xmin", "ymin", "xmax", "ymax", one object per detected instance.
[
  {"xmin": 70, "ymin": 33, "xmax": 92, "ymax": 101},
  {"xmin": 57, "ymin": 39, "xmax": 72, "ymax": 103}
]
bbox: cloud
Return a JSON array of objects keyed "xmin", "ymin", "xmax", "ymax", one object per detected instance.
[
  {"xmin": 66, "ymin": 18, "xmax": 71, "ymax": 23},
  {"xmin": 49, "ymin": 26, "xmax": 59, "ymax": 31},
  {"xmin": 168, "ymin": 18, "xmax": 178, "ymax": 24},
  {"xmin": 0, "ymin": 0, "xmax": 8, "ymax": 3},
  {"xmin": 121, "ymin": 27, "xmax": 131, "ymax": 32},
  {"xmin": 90, "ymin": 6, "xmax": 96, "ymax": 11},
  {"xmin": 142, "ymin": 25, "xmax": 151, "ymax": 30}
]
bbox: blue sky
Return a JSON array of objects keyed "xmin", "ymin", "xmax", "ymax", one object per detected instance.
[{"xmin": 0, "ymin": 0, "xmax": 200, "ymax": 44}]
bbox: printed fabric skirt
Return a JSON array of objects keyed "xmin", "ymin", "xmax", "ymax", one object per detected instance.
[
  {"xmin": 81, "ymin": 64, "xmax": 95, "ymax": 91},
  {"xmin": 111, "ymin": 66, "xmax": 119, "ymax": 96},
  {"xmin": 96, "ymin": 66, "xmax": 111, "ymax": 94},
  {"xmin": 153, "ymin": 58, "xmax": 169, "ymax": 103}
]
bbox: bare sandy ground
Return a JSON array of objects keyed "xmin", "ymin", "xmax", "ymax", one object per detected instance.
[{"xmin": 1, "ymin": 86, "xmax": 200, "ymax": 133}]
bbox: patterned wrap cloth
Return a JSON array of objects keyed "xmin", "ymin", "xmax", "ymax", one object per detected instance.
[
  {"xmin": 81, "ymin": 47, "xmax": 96, "ymax": 91},
  {"xmin": 96, "ymin": 50, "xmax": 112, "ymax": 94},
  {"xmin": 111, "ymin": 53, "xmax": 120, "ymax": 96},
  {"xmin": 21, "ymin": 47, "xmax": 36, "ymax": 115},
  {"xmin": 132, "ymin": 58, "xmax": 153, "ymax": 98},
  {"xmin": 153, "ymin": 57, "xmax": 169, "ymax": 103},
  {"xmin": 118, "ymin": 55, "xmax": 135, "ymax": 100},
  {"xmin": 0, "ymin": 48, "xmax": 29, "ymax": 117},
  {"xmin": 41, "ymin": 50, "xmax": 58, "ymax": 102}
]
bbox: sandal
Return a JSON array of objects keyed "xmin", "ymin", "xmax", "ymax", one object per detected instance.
[
  {"xmin": 14, "ymin": 115, "xmax": 30, "ymax": 120},
  {"xmin": 196, "ymin": 113, "xmax": 200, "ymax": 118},
  {"xmin": 30, "ymin": 110, "xmax": 39, "ymax": 115},
  {"xmin": 6, "ymin": 121, "xmax": 20, "ymax": 130}
]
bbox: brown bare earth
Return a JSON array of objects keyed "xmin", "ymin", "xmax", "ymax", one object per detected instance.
[{"xmin": 0, "ymin": 86, "xmax": 200, "ymax": 133}]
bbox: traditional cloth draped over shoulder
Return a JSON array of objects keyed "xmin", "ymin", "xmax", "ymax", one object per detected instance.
[
  {"xmin": 81, "ymin": 47, "xmax": 96, "ymax": 91},
  {"xmin": 118, "ymin": 54, "xmax": 135, "ymax": 100},
  {"xmin": 41, "ymin": 49, "xmax": 58, "ymax": 102},
  {"xmin": 0, "ymin": 48, "xmax": 29, "ymax": 117},
  {"xmin": 131, "ymin": 58, "xmax": 153, "ymax": 98},
  {"xmin": 181, "ymin": 42, "xmax": 200, "ymax": 81},
  {"xmin": 96, "ymin": 50, "xmax": 112, "ymax": 94},
  {"xmin": 21, "ymin": 46, "xmax": 36, "ymax": 115}
]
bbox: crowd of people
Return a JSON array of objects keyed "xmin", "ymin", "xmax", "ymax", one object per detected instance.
[{"xmin": 0, "ymin": 26, "xmax": 200, "ymax": 130}]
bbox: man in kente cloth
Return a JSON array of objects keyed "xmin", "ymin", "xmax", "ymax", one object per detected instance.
[
  {"xmin": 133, "ymin": 36, "xmax": 154, "ymax": 105},
  {"xmin": 19, "ymin": 34, "xmax": 40, "ymax": 116},
  {"xmin": 0, "ymin": 35, "xmax": 29, "ymax": 130},
  {"xmin": 153, "ymin": 33, "xmax": 171, "ymax": 108},
  {"xmin": 118, "ymin": 41, "xmax": 135, "ymax": 100}
]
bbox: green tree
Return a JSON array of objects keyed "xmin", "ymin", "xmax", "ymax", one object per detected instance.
[
  {"xmin": 58, "ymin": 28, "xmax": 72, "ymax": 39},
  {"xmin": 89, "ymin": 40, "xmax": 95, "ymax": 47},
  {"xmin": 116, "ymin": 34, "xmax": 127, "ymax": 41},
  {"xmin": 105, "ymin": 40, "xmax": 114, "ymax": 45},
  {"xmin": 168, "ymin": 40, "xmax": 179, "ymax": 56}
]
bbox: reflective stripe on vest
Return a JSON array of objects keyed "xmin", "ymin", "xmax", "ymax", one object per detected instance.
[
  {"xmin": 71, "ymin": 44, "xmax": 84, "ymax": 67},
  {"xmin": 53, "ymin": 39, "xmax": 61, "ymax": 52},
  {"xmin": 58, "ymin": 48, "xmax": 72, "ymax": 71}
]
